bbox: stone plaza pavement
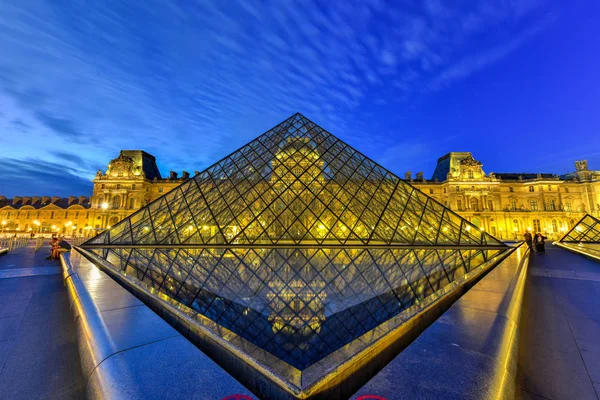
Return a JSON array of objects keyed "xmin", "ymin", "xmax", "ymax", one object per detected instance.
[
  {"xmin": 517, "ymin": 246, "xmax": 600, "ymax": 400},
  {"xmin": 2, "ymin": 241, "xmax": 600, "ymax": 399},
  {"xmin": 0, "ymin": 241, "xmax": 85, "ymax": 400}
]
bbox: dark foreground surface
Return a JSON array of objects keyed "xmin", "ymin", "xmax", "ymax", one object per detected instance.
[
  {"xmin": 517, "ymin": 245, "xmax": 600, "ymax": 400},
  {"xmin": 0, "ymin": 243, "xmax": 84, "ymax": 400}
]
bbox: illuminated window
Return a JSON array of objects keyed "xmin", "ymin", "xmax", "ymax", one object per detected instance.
[
  {"xmin": 565, "ymin": 201, "xmax": 572, "ymax": 211},
  {"xmin": 132, "ymin": 184, "xmax": 136, "ymax": 190},
  {"xmin": 159, "ymin": 188, "xmax": 164, "ymax": 193},
  {"xmin": 487, "ymin": 200, "xmax": 493, "ymax": 211},
  {"xmin": 112, "ymin": 195, "xmax": 121, "ymax": 209},
  {"xmin": 456, "ymin": 186, "xmax": 460, "ymax": 192},
  {"xmin": 429, "ymin": 189, "xmax": 433, "ymax": 194},
  {"xmin": 457, "ymin": 199, "xmax": 462, "ymax": 210},
  {"xmin": 547, "ymin": 185, "xmax": 551, "ymax": 191},
  {"xmin": 533, "ymin": 219, "xmax": 541, "ymax": 233},
  {"xmin": 117, "ymin": 184, "xmax": 121, "ymax": 190},
  {"xmin": 468, "ymin": 171, "xmax": 474, "ymax": 179},
  {"xmin": 530, "ymin": 200, "xmax": 538, "ymax": 211},
  {"xmin": 552, "ymin": 219, "xmax": 558, "ymax": 232},
  {"xmin": 510, "ymin": 199, "xmax": 517, "ymax": 211},
  {"xmin": 102, "ymin": 184, "xmax": 105, "ymax": 189},
  {"xmin": 547, "ymin": 199, "xmax": 556, "ymax": 211},
  {"xmin": 129, "ymin": 198, "xmax": 135, "ymax": 209},
  {"xmin": 564, "ymin": 187, "xmax": 569, "ymax": 193},
  {"xmin": 509, "ymin": 187, "xmax": 514, "ymax": 192}
]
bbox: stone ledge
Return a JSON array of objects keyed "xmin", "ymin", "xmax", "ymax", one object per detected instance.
[
  {"xmin": 60, "ymin": 250, "xmax": 255, "ymax": 400},
  {"xmin": 351, "ymin": 244, "xmax": 530, "ymax": 400},
  {"xmin": 554, "ymin": 242, "xmax": 600, "ymax": 262}
]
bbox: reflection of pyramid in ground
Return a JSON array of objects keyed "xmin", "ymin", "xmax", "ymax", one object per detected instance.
[
  {"xmin": 559, "ymin": 214, "xmax": 600, "ymax": 243},
  {"xmin": 86, "ymin": 113, "xmax": 505, "ymax": 247},
  {"xmin": 81, "ymin": 113, "xmax": 509, "ymax": 370}
]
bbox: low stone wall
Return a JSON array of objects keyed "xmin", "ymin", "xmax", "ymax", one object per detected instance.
[
  {"xmin": 60, "ymin": 250, "xmax": 255, "ymax": 400},
  {"xmin": 351, "ymin": 244, "xmax": 530, "ymax": 400}
]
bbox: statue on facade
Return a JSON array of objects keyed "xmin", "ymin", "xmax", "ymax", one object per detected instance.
[{"xmin": 575, "ymin": 160, "xmax": 588, "ymax": 171}]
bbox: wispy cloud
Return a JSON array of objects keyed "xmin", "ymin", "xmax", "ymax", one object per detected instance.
[{"xmin": 0, "ymin": 0, "xmax": 555, "ymax": 196}]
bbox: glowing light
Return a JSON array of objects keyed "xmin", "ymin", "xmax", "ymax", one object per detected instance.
[
  {"xmin": 465, "ymin": 226, "xmax": 471, "ymax": 231},
  {"xmin": 575, "ymin": 226, "xmax": 583, "ymax": 232},
  {"xmin": 1, "ymin": 221, "xmax": 6, "ymax": 226},
  {"xmin": 187, "ymin": 225, "xmax": 194, "ymax": 231},
  {"xmin": 203, "ymin": 225, "xmax": 209, "ymax": 230},
  {"xmin": 106, "ymin": 225, "xmax": 111, "ymax": 229},
  {"xmin": 318, "ymin": 224, "xmax": 326, "ymax": 230},
  {"xmin": 33, "ymin": 220, "xmax": 40, "ymax": 226},
  {"xmin": 480, "ymin": 227, "xmax": 484, "ymax": 232},
  {"xmin": 101, "ymin": 203, "xmax": 109, "ymax": 210}
]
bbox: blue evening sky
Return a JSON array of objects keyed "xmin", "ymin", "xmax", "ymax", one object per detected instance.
[{"xmin": 1, "ymin": 1, "xmax": 598, "ymax": 197}]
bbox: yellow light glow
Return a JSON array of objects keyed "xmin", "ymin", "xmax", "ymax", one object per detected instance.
[
  {"xmin": 203, "ymin": 225, "xmax": 209, "ymax": 230},
  {"xmin": 318, "ymin": 224, "xmax": 326, "ymax": 230},
  {"xmin": 187, "ymin": 225, "xmax": 194, "ymax": 231},
  {"xmin": 465, "ymin": 226, "xmax": 471, "ymax": 231},
  {"xmin": 101, "ymin": 203, "xmax": 109, "ymax": 210},
  {"xmin": 527, "ymin": 227, "xmax": 531, "ymax": 231},
  {"xmin": 1, "ymin": 221, "xmax": 6, "ymax": 226},
  {"xmin": 51, "ymin": 225, "xmax": 56, "ymax": 229},
  {"xmin": 33, "ymin": 220, "xmax": 40, "ymax": 226},
  {"xmin": 480, "ymin": 227, "xmax": 484, "ymax": 231},
  {"xmin": 106, "ymin": 225, "xmax": 111, "ymax": 229}
]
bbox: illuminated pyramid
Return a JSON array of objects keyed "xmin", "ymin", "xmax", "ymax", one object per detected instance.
[
  {"xmin": 558, "ymin": 214, "xmax": 600, "ymax": 243},
  {"xmin": 80, "ymin": 113, "xmax": 510, "ymax": 393}
]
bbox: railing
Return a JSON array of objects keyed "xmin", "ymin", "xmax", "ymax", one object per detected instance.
[{"xmin": 0, "ymin": 237, "xmax": 29, "ymax": 252}]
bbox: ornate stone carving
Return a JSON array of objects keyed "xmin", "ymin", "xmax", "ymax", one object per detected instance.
[
  {"xmin": 575, "ymin": 160, "xmax": 588, "ymax": 171},
  {"xmin": 458, "ymin": 155, "xmax": 482, "ymax": 167},
  {"xmin": 107, "ymin": 152, "xmax": 135, "ymax": 178}
]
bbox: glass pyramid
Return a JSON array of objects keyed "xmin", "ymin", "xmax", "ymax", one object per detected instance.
[
  {"xmin": 81, "ymin": 113, "xmax": 509, "ymax": 392},
  {"xmin": 559, "ymin": 214, "xmax": 600, "ymax": 243}
]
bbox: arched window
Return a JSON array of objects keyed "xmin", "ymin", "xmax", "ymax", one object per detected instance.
[
  {"xmin": 456, "ymin": 186, "xmax": 460, "ymax": 192},
  {"xmin": 552, "ymin": 219, "xmax": 558, "ymax": 233},
  {"xmin": 457, "ymin": 199, "xmax": 462, "ymax": 210},
  {"xmin": 487, "ymin": 200, "xmax": 494, "ymax": 211},
  {"xmin": 510, "ymin": 199, "xmax": 517, "ymax": 211},
  {"xmin": 112, "ymin": 195, "xmax": 121, "ymax": 209},
  {"xmin": 513, "ymin": 219, "xmax": 519, "ymax": 231},
  {"xmin": 97, "ymin": 196, "xmax": 104, "ymax": 208},
  {"xmin": 529, "ymin": 186, "xmax": 534, "ymax": 192},
  {"xmin": 470, "ymin": 198, "xmax": 479, "ymax": 211},
  {"xmin": 129, "ymin": 198, "xmax": 135, "ymax": 209},
  {"xmin": 533, "ymin": 219, "xmax": 541, "ymax": 233}
]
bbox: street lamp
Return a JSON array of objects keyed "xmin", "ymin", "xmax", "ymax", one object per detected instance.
[{"xmin": 101, "ymin": 203, "xmax": 109, "ymax": 210}]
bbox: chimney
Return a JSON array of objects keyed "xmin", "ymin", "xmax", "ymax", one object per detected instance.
[
  {"xmin": 404, "ymin": 171, "xmax": 412, "ymax": 181},
  {"xmin": 169, "ymin": 171, "xmax": 178, "ymax": 180},
  {"xmin": 182, "ymin": 171, "xmax": 190, "ymax": 180},
  {"xmin": 416, "ymin": 172, "xmax": 424, "ymax": 181}
]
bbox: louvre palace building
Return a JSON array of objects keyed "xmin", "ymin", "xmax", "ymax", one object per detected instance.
[{"xmin": 1, "ymin": 137, "xmax": 599, "ymax": 241}]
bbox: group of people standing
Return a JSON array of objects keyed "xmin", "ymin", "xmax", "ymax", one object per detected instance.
[{"xmin": 524, "ymin": 231, "xmax": 547, "ymax": 254}]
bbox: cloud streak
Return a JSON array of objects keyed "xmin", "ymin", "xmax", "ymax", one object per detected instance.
[{"xmin": 0, "ymin": 0, "xmax": 555, "ymax": 196}]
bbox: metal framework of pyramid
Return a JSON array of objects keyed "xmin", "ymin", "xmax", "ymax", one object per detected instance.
[
  {"xmin": 558, "ymin": 214, "xmax": 600, "ymax": 243},
  {"xmin": 80, "ymin": 113, "xmax": 510, "ymax": 391}
]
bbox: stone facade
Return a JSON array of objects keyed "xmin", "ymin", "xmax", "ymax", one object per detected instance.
[
  {"xmin": 409, "ymin": 152, "xmax": 600, "ymax": 240},
  {"xmin": 1, "ymin": 150, "xmax": 598, "ymax": 239}
]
